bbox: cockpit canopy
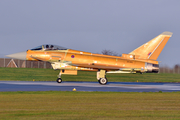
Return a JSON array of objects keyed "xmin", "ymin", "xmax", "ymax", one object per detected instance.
[{"xmin": 30, "ymin": 44, "xmax": 67, "ymax": 51}]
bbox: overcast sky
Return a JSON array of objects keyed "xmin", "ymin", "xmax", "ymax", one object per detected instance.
[{"xmin": 0, "ymin": 0, "xmax": 179, "ymax": 67}]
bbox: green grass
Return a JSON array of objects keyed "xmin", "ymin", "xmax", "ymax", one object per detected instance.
[
  {"xmin": 0, "ymin": 91, "xmax": 180, "ymax": 120},
  {"xmin": 1, "ymin": 67, "xmax": 180, "ymax": 82},
  {"xmin": 1, "ymin": 68, "xmax": 180, "ymax": 119},
  {"xmin": 0, "ymin": 67, "xmax": 59, "ymax": 81}
]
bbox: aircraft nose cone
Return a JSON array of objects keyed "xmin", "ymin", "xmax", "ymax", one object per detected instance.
[{"xmin": 6, "ymin": 51, "xmax": 27, "ymax": 60}]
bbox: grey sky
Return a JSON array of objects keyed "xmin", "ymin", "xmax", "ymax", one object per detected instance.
[{"xmin": 0, "ymin": 0, "xmax": 179, "ymax": 67}]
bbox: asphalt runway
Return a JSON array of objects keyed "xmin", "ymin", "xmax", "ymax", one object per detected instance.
[{"xmin": 1, "ymin": 81, "xmax": 180, "ymax": 92}]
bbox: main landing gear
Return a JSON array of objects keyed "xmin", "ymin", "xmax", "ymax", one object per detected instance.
[
  {"xmin": 97, "ymin": 70, "xmax": 108, "ymax": 85},
  {"xmin": 56, "ymin": 69, "xmax": 108, "ymax": 85},
  {"xmin": 98, "ymin": 78, "xmax": 108, "ymax": 85}
]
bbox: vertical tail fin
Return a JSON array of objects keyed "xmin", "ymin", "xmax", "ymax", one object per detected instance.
[{"xmin": 129, "ymin": 31, "xmax": 173, "ymax": 60}]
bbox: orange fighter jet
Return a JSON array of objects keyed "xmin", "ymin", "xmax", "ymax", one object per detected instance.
[{"xmin": 7, "ymin": 31, "xmax": 172, "ymax": 85}]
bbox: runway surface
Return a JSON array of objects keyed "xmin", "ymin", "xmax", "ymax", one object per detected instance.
[{"xmin": 1, "ymin": 81, "xmax": 180, "ymax": 92}]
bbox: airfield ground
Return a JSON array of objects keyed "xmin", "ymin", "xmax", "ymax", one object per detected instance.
[
  {"xmin": 1, "ymin": 67, "xmax": 180, "ymax": 82},
  {"xmin": 0, "ymin": 67, "xmax": 180, "ymax": 119},
  {"xmin": 1, "ymin": 91, "xmax": 180, "ymax": 119}
]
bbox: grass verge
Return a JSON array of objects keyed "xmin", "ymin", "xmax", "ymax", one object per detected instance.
[
  {"xmin": 0, "ymin": 91, "xmax": 180, "ymax": 120},
  {"xmin": 1, "ymin": 67, "xmax": 180, "ymax": 82}
]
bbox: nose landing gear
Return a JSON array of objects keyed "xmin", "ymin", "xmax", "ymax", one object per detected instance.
[
  {"xmin": 57, "ymin": 70, "xmax": 62, "ymax": 83},
  {"xmin": 57, "ymin": 78, "xmax": 62, "ymax": 83}
]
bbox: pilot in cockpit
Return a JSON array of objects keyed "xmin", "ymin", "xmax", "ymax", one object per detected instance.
[
  {"xmin": 30, "ymin": 44, "xmax": 67, "ymax": 51},
  {"xmin": 50, "ymin": 45, "xmax": 54, "ymax": 50},
  {"xmin": 45, "ymin": 45, "xmax": 50, "ymax": 50}
]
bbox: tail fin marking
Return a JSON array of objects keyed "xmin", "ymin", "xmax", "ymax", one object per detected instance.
[{"xmin": 129, "ymin": 31, "xmax": 172, "ymax": 60}]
